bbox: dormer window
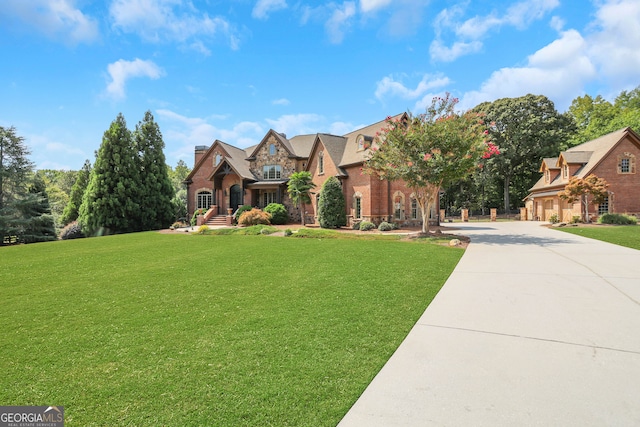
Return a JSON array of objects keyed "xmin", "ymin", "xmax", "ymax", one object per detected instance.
[
  {"xmin": 562, "ymin": 164, "xmax": 569, "ymax": 179},
  {"xmin": 357, "ymin": 135, "xmax": 365, "ymax": 151},
  {"xmin": 545, "ymin": 169, "xmax": 551, "ymax": 184},
  {"xmin": 269, "ymin": 144, "xmax": 276, "ymax": 156}
]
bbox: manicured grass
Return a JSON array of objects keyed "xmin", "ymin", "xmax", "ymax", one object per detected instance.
[
  {"xmin": 0, "ymin": 232, "xmax": 463, "ymax": 426},
  {"xmin": 555, "ymin": 224, "xmax": 640, "ymax": 250}
]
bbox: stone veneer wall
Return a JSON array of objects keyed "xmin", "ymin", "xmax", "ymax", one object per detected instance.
[{"xmin": 249, "ymin": 134, "xmax": 302, "ymax": 222}]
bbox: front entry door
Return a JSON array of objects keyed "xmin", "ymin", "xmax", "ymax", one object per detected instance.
[{"xmin": 230, "ymin": 184, "xmax": 242, "ymax": 212}]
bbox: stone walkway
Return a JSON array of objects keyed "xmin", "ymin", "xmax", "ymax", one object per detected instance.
[{"xmin": 339, "ymin": 221, "xmax": 640, "ymax": 426}]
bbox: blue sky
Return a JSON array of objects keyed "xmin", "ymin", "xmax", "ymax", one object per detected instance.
[{"xmin": 1, "ymin": 0, "xmax": 639, "ymax": 171}]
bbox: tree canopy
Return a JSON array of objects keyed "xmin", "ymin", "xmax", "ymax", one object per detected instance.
[
  {"xmin": 558, "ymin": 174, "xmax": 609, "ymax": 223},
  {"xmin": 61, "ymin": 160, "xmax": 91, "ymax": 225},
  {"xmin": 473, "ymin": 94, "xmax": 575, "ymax": 211},
  {"xmin": 364, "ymin": 94, "xmax": 492, "ymax": 233}
]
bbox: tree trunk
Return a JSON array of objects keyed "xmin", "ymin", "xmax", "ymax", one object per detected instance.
[
  {"xmin": 300, "ymin": 202, "xmax": 305, "ymax": 226},
  {"xmin": 415, "ymin": 184, "xmax": 439, "ymax": 234},
  {"xmin": 503, "ymin": 175, "xmax": 511, "ymax": 214}
]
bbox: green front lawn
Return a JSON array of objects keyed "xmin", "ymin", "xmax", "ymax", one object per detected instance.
[
  {"xmin": 0, "ymin": 232, "xmax": 462, "ymax": 426},
  {"xmin": 555, "ymin": 224, "xmax": 640, "ymax": 250}
]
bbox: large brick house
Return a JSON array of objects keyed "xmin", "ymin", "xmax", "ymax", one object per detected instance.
[
  {"xmin": 184, "ymin": 114, "xmax": 438, "ymax": 227},
  {"xmin": 525, "ymin": 127, "xmax": 640, "ymax": 221}
]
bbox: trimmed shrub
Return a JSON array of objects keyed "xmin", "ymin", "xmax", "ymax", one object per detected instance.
[
  {"xmin": 548, "ymin": 213, "xmax": 559, "ymax": 224},
  {"xmin": 598, "ymin": 213, "xmax": 638, "ymax": 225},
  {"xmin": 60, "ymin": 221, "xmax": 85, "ymax": 240},
  {"xmin": 196, "ymin": 225, "xmax": 209, "ymax": 235},
  {"xmin": 234, "ymin": 205, "xmax": 253, "ymax": 223},
  {"xmin": 571, "ymin": 215, "xmax": 581, "ymax": 224},
  {"xmin": 264, "ymin": 203, "xmax": 288, "ymax": 225},
  {"xmin": 284, "ymin": 228, "xmax": 293, "ymax": 237},
  {"xmin": 359, "ymin": 221, "xmax": 375, "ymax": 231},
  {"xmin": 318, "ymin": 176, "xmax": 347, "ymax": 229},
  {"xmin": 190, "ymin": 208, "xmax": 207, "ymax": 226},
  {"xmin": 238, "ymin": 209, "xmax": 271, "ymax": 226},
  {"xmin": 378, "ymin": 221, "xmax": 394, "ymax": 231},
  {"xmin": 352, "ymin": 221, "xmax": 361, "ymax": 230}
]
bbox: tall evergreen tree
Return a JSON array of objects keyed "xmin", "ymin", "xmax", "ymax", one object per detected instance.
[
  {"xmin": 318, "ymin": 176, "xmax": 347, "ymax": 228},
  {"xmin": 61, "ymin": 159, "xmax": 91, "ymax": 225},
  {"xmin": 169, "ymin": 160, "xmax": 190, "ymax": 221},
  {"xmin": 79, "ymin": 113, "xmax": 139, "ymax": 235},
  {"xmin": 17, "ymin": 174, "xmax": 57, "ymax": 243},
  {"xmin": 0, "ymin": 126, "xmax": 34, "ymax": 244},
  {"xmin": 134, "ymin": 111, "xmax": 174, "ymax": 230}
]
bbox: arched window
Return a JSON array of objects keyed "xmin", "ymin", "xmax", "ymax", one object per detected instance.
[
  {"xmin": 196, "ymin": 190, "xmax": 213, "ymax": 210},
  {"xmin": 215, "ymin": 154, "xmax": 221, "ymax": 166},
  {"xmin": 319, "ymin": 151, "xmax": 325, "ymax": 174},
  {"xmin": 393, "ymin": 191, "xmax": 405, "ymax": 220}
]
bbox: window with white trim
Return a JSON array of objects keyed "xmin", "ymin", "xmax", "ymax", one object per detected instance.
[
  {"xmin": 215, "ymin": 154, "xmax": 221, "ymax": 166},
  {"xmin": 263, "ymin": 191, "xmax": 277, "ymax": 207},
  {"xmin": 354, "ymin": 195, "xmax": 362, "ymax": 219},
  {"xmin": 411, "ymin": 198, "xmax": 420, "ymax": 219},
  {"xmin": 197, "ymin": 190, "xmax": 212, "ymax": 210},
  {"xmin": 263, "ymin": 165, "xmax": 282, "ymax": 180}
]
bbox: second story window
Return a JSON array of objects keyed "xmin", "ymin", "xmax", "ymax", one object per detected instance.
[
  {"xmin": 215, "ymin": 154, "xmax": 221, "ymax": 166},
  {"xmin": 319, "ymin": 151, "xmax": 324, "ymax": 174},
  {"xmin": 269, "ymin": 144, "xmax": 276, "ymax": 155},
  {"xmin": 263, "ymin": 165, "xmax": 282, "ymax": 180}
]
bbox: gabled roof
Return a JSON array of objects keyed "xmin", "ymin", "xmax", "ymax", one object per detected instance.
[
  {"xmin": 529, "ymin": 127, "xmax": 640, "ymax": 193},
  {"xmin": 557, "ymin": 151, "xmax": 593, "ymax": 166},
  {"xmin": 184, "ymin": 139, "xmax": 229, "ymax": 182},
  {"xmin": 539, "ymin": 157, "xmax": 560, "ymax": 172},
  {"xmin": 210, "ymin": 141, "xmax": 255, "ymax": 180},
  {"xmin": 339, "ymin": 113, "xmax": 406, "ymax": 167},
  {"xmin": 307, "ymin": 133, "xmax": 349, "ymax": 176}
]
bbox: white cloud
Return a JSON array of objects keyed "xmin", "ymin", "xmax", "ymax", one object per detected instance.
[
  {"xmin": 431, "ymin": 0, "xmax": 559, "ymax": 62},
  {"xmin": 429, "ymin": 39, "xmax": 482, "ymax": 62},
  {"xmin": 156, "ymin": 109, "xmax": 265, "ymax": 162},
  {"xmin": 1, "ymin": 0, "xmax": 99, "ymax": 44},
  {"xmin": 460, "ymin": 29, "xmax": 596, "ymax": 111},
  {"xmin": 105, "ymin": 59, "xmax": 164, "ymax": 100},
  {"xmin": 329, "ymin": 121, "xmax": 360, "ymax": 135},
  {"xmin": 375, "ymin": 74, "xmax": 451, "ymax": 102},
  {"xmin": 325, "ymin": 2, "xmax": 357, "ymax": 44},
  {"xmin": 266, "ymin": 114, "xmax": 324, "ymax": 136},
  {"xmin": 109, "ymin": 0, "xmax": 241, "ymax": 51},
  {"xmin": 360, "ymin": 0, "xmax": 392, "ymax": 13},
  {"xmin": 588, "ymin": 0, "xmax": 640, "ymax": 87},
  {"xmin": 252, "ymin": 0, "xmax": 288, "ymax": 20},
  {"xmin": 272, "ymin": 98, "xmax": 291, "ymax": 106}
]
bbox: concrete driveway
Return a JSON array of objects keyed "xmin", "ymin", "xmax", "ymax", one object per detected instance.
[{"xmin": 339, "ymin": 221, "xmax": 640, "ymax": 426}]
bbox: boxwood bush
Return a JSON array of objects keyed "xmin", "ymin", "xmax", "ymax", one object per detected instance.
[
  {"xmin": 264, "ymin": 203, "xmax": 288, "ymax": 225},
  {"xmin": 359, "ymin": 221, "xmax": 375, "ymax": 231},
  {"xmin": 598, "ymin": 213, "xmax": 638, "ymax": 225}
]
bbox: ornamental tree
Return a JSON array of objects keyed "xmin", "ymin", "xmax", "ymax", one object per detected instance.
[
  {"xmin": 363, "ymin": 94, "xmax": 495, "ymax": 234},
  {"xmin": 287, "ymin": 171, "xmax": 316, "ymax": 225},
  {"xmin": 558, "ymin": 174, "xmax": 609, "ymax": 223}
]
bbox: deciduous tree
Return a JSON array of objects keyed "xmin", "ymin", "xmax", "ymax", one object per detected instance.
[
  {"xmin": 473, "ymin": 94, "xmax": 575, "ymax": 212},
  {"xmin": 558, "ymin": 174, "xmax": 609, "ymax": 223},
  {"xmin": 364, "ymin": 94, "xmax": 493, "ymax": 233}
]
